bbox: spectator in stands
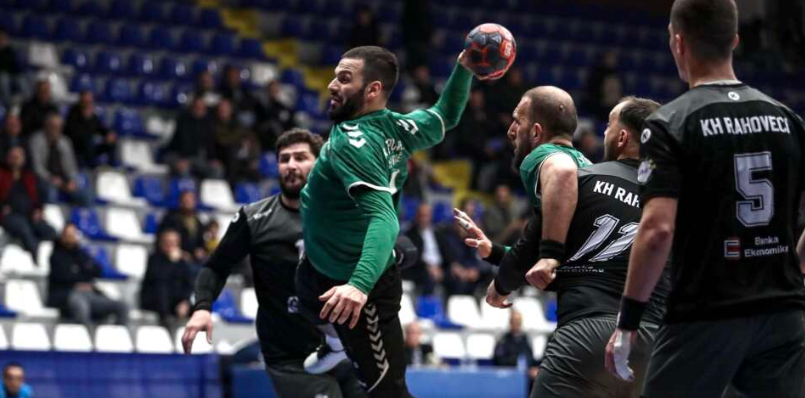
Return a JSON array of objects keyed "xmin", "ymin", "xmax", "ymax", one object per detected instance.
[
  {"xmin": 574, "ymin": 128, "xmax": 603, "ymax": 163},
  {"xmin": 493, "ymin": 310, "xmax": 540, "ymax": 381},
  {"xmin": 159, "ymin": 190, "xmax": 208, "ymax": 267},
  {"xmin": 441, "ymin": 199, "xmax": 490, "ymax": 296},
  {"xmin": 0, "ymin": 114, "xmax": 24, "ymax": 162},
  {"xmin": 28, "ymin": 113, "xmax": 92, "ymax": 206},
  {"xmin": 47, "ymin": 223, "xmax": 129, "ymax": 328},
  {"xmin": 194, "ymin": 70, "xmax": 221, "ymax": 107},
  {"xmin": 0, "ymin": 146, "xmax": 56, "ymax": 258},
  {"xmin": 1, "ymin": 363, "xmax": 32, "ymax": 398},
  {"xmin": 402, "ymin": 0, "xmax": 432, "ymax": 69},
  {"xmin": 483, "ymin": 185, "xmax": 525, "ymax": 246},
  {"xmin": 348, "ymin": 4, "xmax": 381, "ymax": 48},
  {"xmin": 203, "ymin": 220, "xmax": 220, "ymax": 253},
  {"xmin": 585, "ymin": 51, "xmax": 622, "ymax": 122},
  {"xmin": 19, "ymin": 79, "xmax": 58, "ymax": 137},
  {"xmin": 163, "ymin": 96, "xmax": 224, "ymax": 179},
  {"xmin": 64, "ymin": 91, "xmax": 117, "ymax": 167},
  {"xmin": 212, "ymin": 99, "xmax": 261, "ymax": 183},
  {"xmin": 140, "ymin": 228, "xmax": 193, "ymax": 329},
  {"xmin": 219, "ymin": 65, "xmax": 258, "ymax": 126},
  {"xmin": 404, "ymin": 322, "xmax": 439, "ymax": 367},
  {"xmin": 403, "ymin": 203, "xmax": 444, "ymax": 295},
  {"xmin": 0, "ymin": 29, "xmax": 20, "ymax": 107},
  {"xmin": 255, "ymin": 80, "xmax": 295, "ymax": 150}
]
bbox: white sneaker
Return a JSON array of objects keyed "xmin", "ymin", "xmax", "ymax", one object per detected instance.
[{"xmin": 303, "ymin": 344, "xmax": 348, "ymax": 374}]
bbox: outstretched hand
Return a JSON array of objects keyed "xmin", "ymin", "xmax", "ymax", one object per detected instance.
[
  {"xmin": 454, "ymin": 208, "xmax": 492, "ymax": 259},
  {"xmin": 457, "ymin": 50, "xmax": 498, "ymax": 81}
]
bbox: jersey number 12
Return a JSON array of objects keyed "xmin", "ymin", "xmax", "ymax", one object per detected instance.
[{"xmin": 568, "ymin": 215, "xmax": 639, "ymax": 263}]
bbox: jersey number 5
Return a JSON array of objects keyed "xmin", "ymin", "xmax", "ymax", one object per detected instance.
[{"xmin": 734, "ymin": 152, "xmax": 774, "ymax": 227}]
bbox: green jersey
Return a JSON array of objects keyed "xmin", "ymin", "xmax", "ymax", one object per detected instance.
[
  {"xmin": 301, "ymin": 64, "xmax": 472, "ymax": 293},
  {"xmin": 519, "ymin": 143, "xmax": 593, "ymax": 209}
]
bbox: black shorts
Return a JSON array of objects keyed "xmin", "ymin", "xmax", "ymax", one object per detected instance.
[
  {"xmin": 266, "ymin": 359, "xmax": 365, "ymax": 398},
  {"xmin": 643, "ymin": 310, "xmax": 805, "ymax": 398},
  {"xmin": 532, "ymin": 316, "xmax": 658, "ymax": 398},
  {"xmin": 295, "ymin": 256, "xmax": 414, "ymax": 398}
]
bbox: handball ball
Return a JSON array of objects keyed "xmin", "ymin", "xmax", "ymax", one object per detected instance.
[{"xmin": 463, "ymin": 23, "xmax": 517, "ymax": 79}]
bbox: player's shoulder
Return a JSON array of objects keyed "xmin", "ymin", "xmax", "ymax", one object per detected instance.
[
  {"xmin": 241, "ymin": 194, "xmax": 280, "ymax": 220},
  {"xmin": 579, "ymin": 159, "xmax": 639, "ymax": 185},
  {"xmin": 330, "ymin": 120, "xmax": 386, "ymax": 153}
]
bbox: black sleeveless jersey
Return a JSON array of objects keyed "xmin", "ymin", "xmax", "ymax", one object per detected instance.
[{"xmin": 639, "ymin": 82, "xmax": 805, "ymax": 322}]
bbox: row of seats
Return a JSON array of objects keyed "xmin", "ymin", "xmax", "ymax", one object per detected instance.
[{"xmin": 1, "ymin": 0, "xmax": 225, "ymax": 30}]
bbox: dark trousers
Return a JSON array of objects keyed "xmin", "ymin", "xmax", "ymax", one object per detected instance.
[
  {"xmin": 266, "ymin": 359, "xmax": 366, "ymax": 398},
  {"xmin": 2, "ymin": 212, "xmax": 57, "ymax": 255},
  {"xmin": 67, "ymin": 290, "xmax": 128, "ymax": 328},
  {"xmin": 296, "ymin": 257, "xmax": 414, "ymax": 398}
]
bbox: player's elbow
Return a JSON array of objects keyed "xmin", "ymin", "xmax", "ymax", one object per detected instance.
[{"xmin": 641, "ymin": 219, "xmax": 675, "ymax": 250}]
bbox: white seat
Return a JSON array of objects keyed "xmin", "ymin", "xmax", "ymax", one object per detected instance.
[
  {"xmin": 105, "ymin": 208, "xmax": 151, "ymax": 243},
  {"xmin": 95, "ymin": 325, "xmax": 134, "ymax": 353},
  {"xmin": 96, "ymin": 170, "xmax": 146, "ymax": 207},
  {"xmin": 241, "ymin": 288, "xmax": 258, "ymax": 319},
  {"xmin": 0, "ymin": 244, "xmax": 43, "ymax": 276},
  {"xmin": 466, "ymin": 333, "xmax": 496, "ymax": 360},
  {"xmin": 120, "ymin": 140, "xmax": 167, "ymax": 174},
  {"xmin": 447, "ymin": 295, "xmax": 482, "ymax": 327},
  {"xmin": 11, "ymin": 323, "xmax": 51, "ymax": 350},
  {"xmin": 94, "ymin": 281, "xmax": 122, "ymax": 301},
  {"xmin": 399, "ymin": 293, "xmax": 416, "ymax": 326},
  {"xmin": 532, "ymin": 335, "xmax": 548, "ymax": 361},
  {"xmin": 43, "ymin": 204, "xmax": 65, "ymax": 232},
  {"xmin": 36, "ymin": 241, "xmax": 53, "ymax": 273},
  {"xmin": 4, "ymin": 279, "xmax": 59, "ymax": 318},
  {"xmin": 433, "ymin": 332, "xmax": 466, "ymax": 359},
  {"xmin": 200, "ymin": 180, "xmax": 238, "ymax": 211},
  {"xmin": 513, "ymin": 297, "xmax": 557, "ymax": 333},
  {"xmin": 53, "ymin": 324, "xmax": 93, "ymax": 352},
  {"xmin": 135, "ymin": 326, "xmax": 174, "ymax": 353},
  {"xmin": 115, "ymin": 244, "xmax": 148, "ymax": 279},
  {"xmin": 0, "ymin": 325, "xmax": 8, "ymax": 349},
  {"xmin": 27, "ymin": 43, "xmax": 59, "ymax": 69},
  {"xmin": 479, "ymin": 300, "xmax": 510, "ymax": 330},
  {"xmin": 175, "ymin": 327, "xmax": 213, "ymax": 354}
]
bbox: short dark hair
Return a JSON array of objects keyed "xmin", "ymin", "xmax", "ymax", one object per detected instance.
[
  {"xmin": 618, "ymin": 96, "xmax": 662, "ymax": 141},
  {"xmin": 342, "ymin": 46, "xmax": 399, "ymax": 97},
  {"xmin": 524, "ymin": 87, "xmax": 578, "ymax": 138},
  {"xmin": 276, "ymin": 128, "xmax": 324, "ymax": 158},
  {"xmin": 3, "ymin": 362, "xmax": 22, "ymax": 376},
  {"xmin": 671, "ymin": 0, "xmax": 738, "ymax": 62}
]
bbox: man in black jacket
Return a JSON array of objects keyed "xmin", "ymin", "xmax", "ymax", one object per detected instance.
[
  {"xmin": 163, "ymin": 96, "xmax": 223, "ymax": 179},
  {"xmin": 140, "ymin": 229, "xmax": 193, "ymax": 329},
  {"xmin": 47, "ymin": 223, "xmax": 128, "ymax": 328},
  {"xmin": 19, "ymin": 80, "xmax": 57, "ymax": 137},
  {"xmin": 158, "ymin": 190, "xmax": 207, "ymax": 266},
  {"xmin": 402, "ymin": 203, "xmax": 444, "ymax": 295},
  {"xmin": 64, "ymin": 91, "xmax": 117, "ymax": 167}
]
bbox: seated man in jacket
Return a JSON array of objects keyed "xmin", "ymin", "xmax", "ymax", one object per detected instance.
[
  {"xmin": 64, "ymin": 91, "xmax": 117, "ymax": 167},
  {"xmin": 28, "ymin": 113, "xmax": 92, "ymax": 206},
  {"xmin": 47, "ymin": 223, "xmax": 128, "ymax": 328},
  {"xmin": 141, "ymin": 229, "xmax": 193, "ymax": 329}
]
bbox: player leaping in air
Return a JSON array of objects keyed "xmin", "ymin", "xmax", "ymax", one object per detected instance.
[{"xmin": 294, "ymin": 46, "xmax": 496, "ymax": 398}]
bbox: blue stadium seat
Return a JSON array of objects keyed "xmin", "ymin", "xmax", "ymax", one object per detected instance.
[
  {"xmin": 108, "ymin": 0, "xmax": 136, "ymax": 20},
  {"xmin": 197, "ymin": 8, "xmax": 224, "ymax": 30},
  {"xmin": 431, "ymin": 201, "xmax": 453, "ymax": 225},
  {"xmin": 210, "ymin": 33, "xmax": 236, "ymax": 56},
  {"xmin": 70, "ymin": 208, "xmax": 117, "ymax": 241},
  {"xmin": 103, "ymin": 78, "xmax": 134, "ymax": 104},
  {"xmin": 237, "ymin": 38, "xmax": 266, "ymax": 60},
  {"xmin": 76, "ymin": 0, "xmax": 106, "ymax": 17},
  {"xmin": 258, "ymin": 152, "xmax": 279, "ymax": 178},
  {"xmin": 118, "ymin": 25, "xmax": 148, "ymax": 48},
  {"xmin": 21, "ymin": 15, "xmax": 50, "ymax": 40},
  {"xmin": 138, "ymin": 81, "xmax": 169, "ymax": 107},
  {"xmin": 235, "ymin": 182, "xmax": 263, "ymax": 204},
  {"xmin": 113, "ymin": 108, "xmax": 146, "ymax": 136},
  {"xmin": 159, "ymin": 57, "xmax": 189, "ymax": 81},
  {"xmin": 268, "ymin": 185, "xmax": 281, "ymax": 196},
  {"xmin": 167, "ymin": 178, "xmax": 197, "ymax": 208},
  {"xmin": 140, "ymin": 2, "xmax": 167, "ymax": 23},
  {"xmin": 69, "ymin": 73, "xmax": 98, "ymax": 94},
  {"xmin": 127, "ymin": 54, "xmax": 157, "ymax": 78},
  {"xmin": 52, "ymin": 18, "xmax": 82, "ymax": 42},
  {"xmin": 148, "ymin": 26, "xmax": 176, "ymax": 50},
  {"xmin": 94, "ymin": 51, "xmax": 124, "ymax": 75},
  {"xmin": 296, "ymin": 91, "xmax": 323, "ymax": 118},
  {"xmin": 168, "ymin": 83, "xmax": 194, "ymax": 109},
  {"xmin": 86, "ymin": 246, "xmax": 127, "ymax": 280},
  {"xmin": 169, "ymin": 3, "xmax": 196, "ymax": 26},
  {"xmin": 400, "ymin": 196, "xmax": 420, "ymax": 224},
  {"xmin": 179, "ymin": 29, "xmax": 207, "ymax": 53},
  {"xmin": 133, "ymin": 176, "xmax": 167, "ymax": 207},
  {"xmin": 143, "ymin": 212, "xmax": 159, "ymax": 234},
  {"xmin": 191, "ymin": 58, "xmax": 218, "ymax": 78},
  {"xmin": 279, "ymin": 69, "xmax": 305, "ymax": 89},
  {"xmin": 62, "ymin": 48, "xmax": 90, "ymax": 71},
  {"xmin": 416, "ymin": 295, "xmax": 446, "ymax": 323},
  {"xmin": 85, "ymin": 21, "xmax": 114, "ymax": 45},
  {"xmin": 212, "ymin": 290, "xmax": 252, "ymax": 323}
]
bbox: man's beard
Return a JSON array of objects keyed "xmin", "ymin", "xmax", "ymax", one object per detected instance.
[
  {"xmin": 328, "ymin": 85, "xmax": 367, "ymax": 123},
  {"xmin": 511, "ymin": 134, "xmax": 534, "ymax": 172},
  {"xmin": 280, "ymin": 172, "xmax": 306, "ymax": 200}
]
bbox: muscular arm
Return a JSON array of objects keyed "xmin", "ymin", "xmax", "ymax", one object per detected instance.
[
  {"xmin": 193, "ymin": 209, "xmax": 251, "ymax": 311},
  {"xmin": 494, "ymin": 216, "xmax": 541, "ymax": 294},
  {"xmin": 622, "ymin": 197, "xmax": 677, "ymax": 303},
  {"xmin": 539, "ymin": 153, "xmax": 578, "ymax": 243},
  {"xmin": 347, "ymin": 188, "xmax": 400, "ymax": 294}
]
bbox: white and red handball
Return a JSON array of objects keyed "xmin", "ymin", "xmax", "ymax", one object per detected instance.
[{"xmin": 463, "ymin": 23, "xmax": 517, "ymax": 79}]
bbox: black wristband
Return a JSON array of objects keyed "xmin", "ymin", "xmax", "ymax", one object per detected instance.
[
  {"xmin": 193, "ymin": 301, "xmax": 212, "ymax": 313},
  {"xmin": 539, "ymin": 239, "xmax": 565, "ymax": 261},
  {"xmin": 487, "ymin": 243, "xmax": 507, "ymax": 265},
  {"xmin": 493, "ymin": 278, "xmax": 512, "ymax": 296},
  {"xmin": 617, "ymin": 296, "xmax": 647, "ymax": 330}
]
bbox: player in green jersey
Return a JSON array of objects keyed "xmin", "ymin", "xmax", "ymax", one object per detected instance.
[{"xmin": 294, "ymin": 46, "xmax": 496, "ymax": 397}]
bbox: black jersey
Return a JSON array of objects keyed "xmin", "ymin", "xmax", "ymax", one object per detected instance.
[
  {"xmin": 640, "ymin": 82, "xmax": 805, "ymax": 323},
  {"xmin": 195, "ymin": 195, "xmax": 320, "ymax": 363},
  {"xmin": 551, "ymin": 159, "xmax": 670, "ymax": 327}
]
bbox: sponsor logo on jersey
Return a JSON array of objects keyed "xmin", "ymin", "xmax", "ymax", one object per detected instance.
[
  {"xmin": 641, "ymin": 128, "xmax": 651, "ymax": 143},
  {"xmin": 728, "ymin": 91, "xmax": 740, "ymax": 101},
  {"xmin": 252, "ymin": 208, "xmax": 273, "ymax": 220},
  {"xmin": 724, "ymin": 237, "xmax": 741, "ymax": 260},
  {"xmin": 637, "ymin": 159, "xmax": 654, "ymax": 184},
  {"xmin": 343, "ymin": 123, "xmax": 367, "ymax": 148},
  {"xmin": 287, "ymin": 296, "xmax": 299, "ymax": 314},
  {"xmin": 231, "ymin": 211, "xmax": 240, "ymax": 223}
]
